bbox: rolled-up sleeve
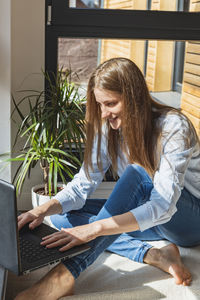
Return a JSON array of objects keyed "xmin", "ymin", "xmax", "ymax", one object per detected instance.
[
  {"xmin": 55, "ymin": 133, "xmax": 111, "ymax": 214},
  {"xmin": 130, "ymin": 114, "xmax": 197, "ymax": 231}
]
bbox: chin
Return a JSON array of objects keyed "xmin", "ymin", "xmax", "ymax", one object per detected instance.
[{"xmin": 110, "ymin": 123, "xmax": 121, "ymax": 130}]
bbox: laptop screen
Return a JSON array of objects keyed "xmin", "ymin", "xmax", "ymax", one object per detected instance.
[{"xmin": 0, "ymin": 180, "xmax": 20, "ymax": 274}]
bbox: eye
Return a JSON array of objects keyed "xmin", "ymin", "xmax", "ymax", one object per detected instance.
[{"xmin": 107, "ymin": 102, "xmax": 116, "ymax": 107}]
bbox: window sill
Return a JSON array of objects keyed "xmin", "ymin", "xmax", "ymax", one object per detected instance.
[{"xmin": 151, "ymin": 91, "xmax": 181, "ymax": 109}]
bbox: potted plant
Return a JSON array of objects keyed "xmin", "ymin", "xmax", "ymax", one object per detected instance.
[{"xmin": 7, "ymin": 69, "xmax": 86, "ymax": 207}]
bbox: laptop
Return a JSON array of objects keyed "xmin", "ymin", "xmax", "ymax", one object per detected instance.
[
  {"xmin": 0, "ymin": 179, "xmax": 90, "ymax": 275},
  {"xmin": 0, "ymin": 266, "xmax": 7, "ymax": 300}
]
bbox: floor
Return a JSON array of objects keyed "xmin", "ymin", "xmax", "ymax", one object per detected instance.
[{"xmin": 5, "ymin": 242, "xmax": 200, "ymax": 300}]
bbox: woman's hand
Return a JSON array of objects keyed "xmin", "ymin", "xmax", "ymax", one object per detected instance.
[
  {"xmin": 40, "ymin": 212, "xmax": 139, "ymax": 251},
  {"xmin": 40, "ymin": 222, "xmax": 102, "ymax": 251},
  {"xmin": 18, "ymin": 209, "xmax": 45, "ymax": 231},
  {"xmin": 18, "ymin": 198, "xmax": 62, "ymax": 231}
]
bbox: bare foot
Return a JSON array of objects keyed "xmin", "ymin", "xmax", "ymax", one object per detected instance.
[
  {"xmin": 14, "ymin": 263, "xmax": 75, "ymax": 300},
  {"xmin": 144, "ymin": 243, "xmax": 192, "ymax": 286}
]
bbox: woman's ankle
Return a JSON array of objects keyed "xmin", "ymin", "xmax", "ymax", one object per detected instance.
[
  {"xmin": 49, "ymin": 263, "xmax": 75, "ymax": 297},
  {"xmin": 14, "ymin": 264, "xmax": 75, "ymax": 300},
  {"xmin": 143, "ymin": 247, "xmax": 160, "ymax": 265}
]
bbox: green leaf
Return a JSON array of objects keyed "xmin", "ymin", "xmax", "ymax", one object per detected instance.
[{"xmin": 10, "ymin": 69, "xmax": 85, "ymax": 196}]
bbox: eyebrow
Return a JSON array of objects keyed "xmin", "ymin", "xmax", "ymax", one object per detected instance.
[{"xmin": 96, "ymin": 99, "xmax": 118, "ymax": 104}]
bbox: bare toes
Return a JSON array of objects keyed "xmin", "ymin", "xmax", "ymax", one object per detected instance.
[{"xmin": 183, "ymin": 277, "xmax": 192, "ymax": 286}]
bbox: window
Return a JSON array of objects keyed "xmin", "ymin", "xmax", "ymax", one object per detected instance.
[
  {"xmin": 46, "ymin": 0, "xmax": 199, "ymax": 76},
  {"xmin": 45, "ymin": 0, "xmax": 200, "ymax": 136},
  {"xmin": 69, "ymin": 0, "xmax": 102, "ymax": 9}
]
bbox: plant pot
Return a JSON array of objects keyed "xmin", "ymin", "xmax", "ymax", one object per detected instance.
[{"xmin": 32, "ymin": 183, "xmax": 66, "ymax": 208}]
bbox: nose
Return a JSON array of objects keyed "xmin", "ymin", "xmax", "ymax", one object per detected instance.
[{"xmin": 101, "ymin": 106, "xmax": 110, "ymax": 119}]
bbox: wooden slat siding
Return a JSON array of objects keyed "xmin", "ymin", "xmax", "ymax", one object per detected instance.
[
  {"xmin": 103, "ymin": 43, "xmax": 130, "ymax": 55},
  {"xmin": 190, "ymin": 2, "xmax": 200, "ymax": 11},
  {"xmin": 180, "ymin": 0, "xmax": 200, "ymax": 138},
  {"xmin": 105, "ymin": 40, "xmax": 130, "ymax": 47},
  {"xmin": 148, "ymin": 54, "xmax": 156, "ymax": 63},
  {"xmin": 101, "ymin": 0, "xmax": 147, "ymax": 73},
  {"xmin": 187, "ymin": 42, "xmax": 200, "ymax": 54},
  {"xmin": 145, "ymin": 0, "xmax": 177, "ymax": 92},
  {"xmin": 146, "ymin": 42, "xmax": 156, "ymax": 90},
  {"xmin": 148, "ymin": 47, "xmax": 157, "ymax": 56},
  {"xmin": 182, "ymin": 92, "xmax": 200, "ymax": 108},
  {"xmin": 186, "ymin": 53, "xmax": 200, "ymax": 65},
  {"xmin": 104, "ymin": 41, "xmax": 130, "ymax": 52},
  {"xmin": 184, "ymin": 73, "xmax": 200, "ymax": 87},
  {"xmin": 183, "ymin": 82, "xmax": 200, "ymax": 98},
  {"xmin": 184, "ymin": 63, "xmax": 200, "ymax": 76},
  {"xmin": 147, "ymin": 61, "xmax": 156, "ymax": 69},
  {"xmin": 100, "ymin": 39, "xmax": 130, "ymax": 63},
  {"xmin": 103, "ymin": 0, "xmax": 133, "ymax": 8},
  {"xmin": 146, "ymin": 68, "xmax": 155, "ymax": 79},
  {"xmin": 189, "ymin": 41, "xmax": 200, "ymax": 45},
  {"xmin": 181, "ymin": 102, "xmax": 200, "ymax": 118},
  {"xmin": 106, "ymin": 4, "xmax": 133, "ymax": 9}
]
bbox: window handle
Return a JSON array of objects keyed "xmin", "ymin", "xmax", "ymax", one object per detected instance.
[{"xmin": 47, "ymin": 5, "xmax": 52, "ymax": 25}]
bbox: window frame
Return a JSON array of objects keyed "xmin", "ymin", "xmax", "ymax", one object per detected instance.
[{"xmin": 45, "ymin": 0, "xmax": 200, "ymax": 80}]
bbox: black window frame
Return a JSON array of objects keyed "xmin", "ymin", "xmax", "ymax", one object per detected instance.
[{"xmin": 45, "ymin": 0, "xmax": 200, "ymax": 83}]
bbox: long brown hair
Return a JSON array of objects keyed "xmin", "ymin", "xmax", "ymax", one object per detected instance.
[{"xmin": 84, "ymin": 57, "xmax": 197, "ymax": 178}]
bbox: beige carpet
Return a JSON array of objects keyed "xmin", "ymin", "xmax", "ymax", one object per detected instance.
[
  {"xmin": 5, "ymin": 183, "xmax": 200, "ymax": 300},
  {"xmin": 5, "ymin": 241, "xmax": 200, "ymax": 300}
]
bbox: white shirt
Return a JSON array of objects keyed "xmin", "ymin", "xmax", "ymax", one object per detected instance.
[{"xmin": 55, "ymin": 113, "xmax": 200, "ymax": 232}]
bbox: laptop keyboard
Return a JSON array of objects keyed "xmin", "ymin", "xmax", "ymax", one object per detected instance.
[{"xmin": 19, "ymin": 235, "xmax": 58, "ymax": 263}]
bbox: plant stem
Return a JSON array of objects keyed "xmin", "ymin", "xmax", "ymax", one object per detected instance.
[{"xmin": 40, "ymin": 161, "xmax": 49, "ymax": 195}]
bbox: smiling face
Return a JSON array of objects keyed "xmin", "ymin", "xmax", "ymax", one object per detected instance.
[{"xmin": 94, "ymin": 88, "xmax": 123, "ymax": 130}]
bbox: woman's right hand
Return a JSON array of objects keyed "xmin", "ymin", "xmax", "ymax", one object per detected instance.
[
  {"xmin": 18, "ymin": 207, "xmax": 45, "ymax": 231},
  {"xmin": 17, "ymin": 198, "xmax": 62, "ymax": 231}
]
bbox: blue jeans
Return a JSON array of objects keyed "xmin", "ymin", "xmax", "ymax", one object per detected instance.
[{"xmin": 51, "ymin": 164, "xmax": 200, "ymax": 279}]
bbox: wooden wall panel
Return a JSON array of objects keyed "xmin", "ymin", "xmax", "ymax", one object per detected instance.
[
  {"xmin": 103, "ymin": 0, "xmax": 146, "ymax": 10},
  {"xmin": 180, "ymin": 1, "xmax": 200, "ymax": 137},
  {"xmin": 101, "ymin": 0, "xmax": 147, "ymax": 73},
  {"xmin": 190, "ymin": 1, "xmax": 200, "ymax": 11},
  {"xmin": 100, "ymin": 40, "xmax": 131, "ymax": 62},
  {"xmin": 145, "ymin": 0, "xmax": 177, "ymax": 92}
]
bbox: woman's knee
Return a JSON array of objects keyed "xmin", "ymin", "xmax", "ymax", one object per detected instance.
[{"xmin": 122, "ymin": 164, "xmax": 152, "ymax": 185}]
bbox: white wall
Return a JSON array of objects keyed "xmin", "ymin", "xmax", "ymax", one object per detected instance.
[
  {"xmin": 11, "ymin": 0, "xmax": 45, "ymax": 93},
  {"xmin": 0, "ymin": 0, "xmax": 11, "ymax": 182},
  {"xmin": 0, "ymin": 0, "xmax": 45, "ymax": 208},
  {"xmin": 11, "ymin": 0, "xmax": 45, "ymax": 209}
]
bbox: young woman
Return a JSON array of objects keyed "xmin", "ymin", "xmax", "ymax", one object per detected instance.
[{"xmin": 16, "ymin": 58, "xmax": 200, "ymax": 300}]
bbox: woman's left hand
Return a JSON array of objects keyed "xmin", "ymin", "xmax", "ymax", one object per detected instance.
[{"xmin": 40, "ymin": 222, "xmax": 101, "ymax": 251}]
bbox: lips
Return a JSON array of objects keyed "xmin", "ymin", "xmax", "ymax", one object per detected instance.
[{"xmin": 109, "ymin": 117, "xmax": 118, "ymax": 122}]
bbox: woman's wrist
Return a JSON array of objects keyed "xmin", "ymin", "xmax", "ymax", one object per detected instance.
[
  {"xmin": 33, "ymin": 198, "xmax": 62, "ymax": 217},
  {"xmin": 90, "ymin": 221, "xmax": 104, "ymax": 238}
]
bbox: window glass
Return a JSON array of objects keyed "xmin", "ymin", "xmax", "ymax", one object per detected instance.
[
  {"xmin": 69, "ymin": 0, "xmax": 102, "ymax": 8},
  {"xmin": 58, "ymin": 38, "xmax": 186, "ymax": 94},
  {"xmin": 68, "ymin": 0, "xmax": 191, "ymax": 11},
  {"xmin": 58, "ymin": 38, "xmax": 99, "ymax": 86},
  {"xmin": 58, "ymin": 37, "xmax": 200, "ymax": 135}
]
